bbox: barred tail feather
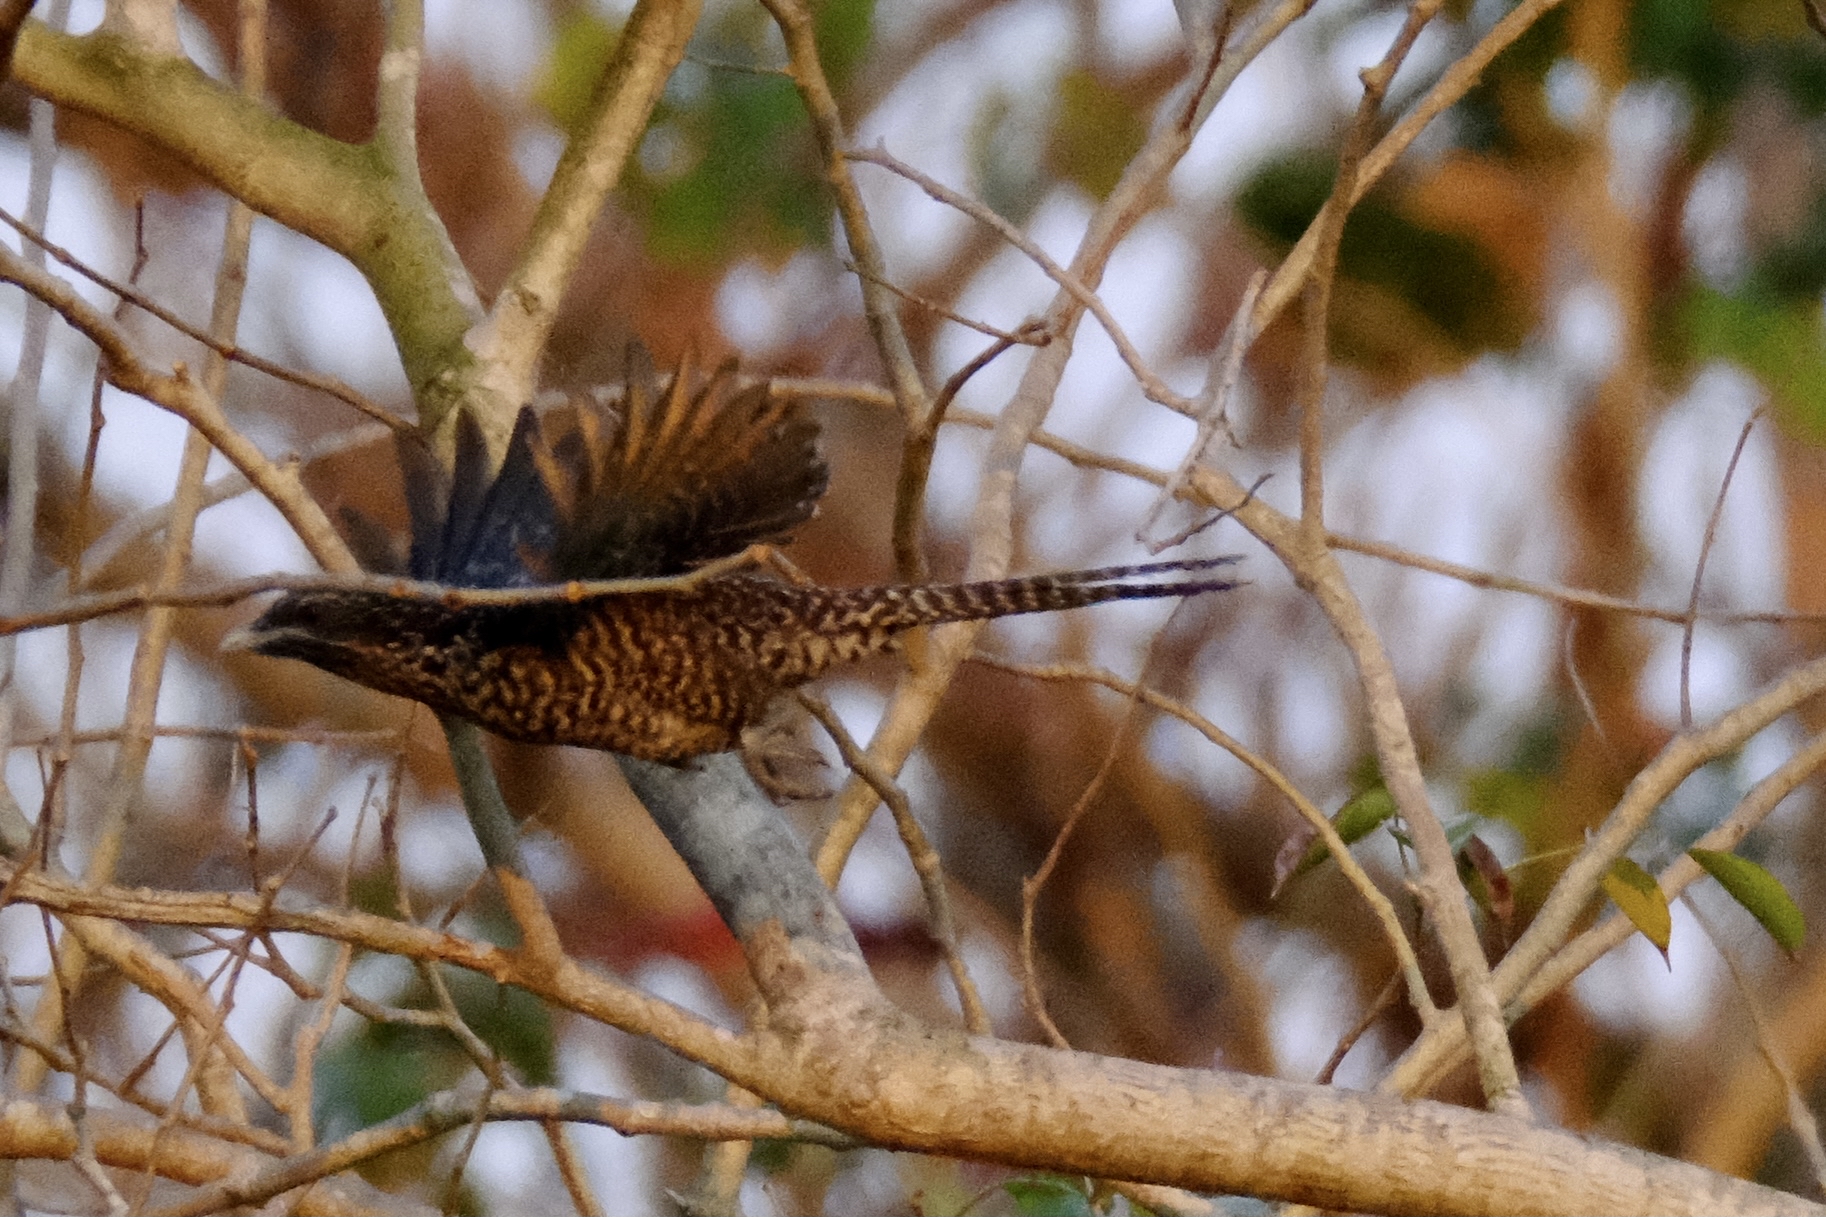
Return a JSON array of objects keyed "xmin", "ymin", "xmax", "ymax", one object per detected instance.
[{"xmin": 868, "ymin": 555, "xmax": 1244, "ymax": 632}]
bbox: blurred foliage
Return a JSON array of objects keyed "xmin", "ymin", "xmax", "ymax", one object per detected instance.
[
  {"xmin": 1046, "ymin": 70, "xmax": 1149, "ymax": 200},
  {"xmin": 1682, "ymin": 287, "xmax": 1826, "ymax": 439},
  {"xmin": 315, "ymin": 966, "xmax": 555, "ymax": 1142},
  {"xmin": 1235, "ymin": 151, "xmax": 1532, "ymax": 377},
  {"xmin": 1003, "ymin": 1174, "xmax": 1099, "ymax": 1217},
  {"xmin": 537, "ymin": 3, "xmax": 877, "ymax": 266}
]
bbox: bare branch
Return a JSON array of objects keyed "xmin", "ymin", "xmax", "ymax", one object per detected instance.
[{"xmin": 465, "ymin": 0, "xmax": 702, "ymax": 441}]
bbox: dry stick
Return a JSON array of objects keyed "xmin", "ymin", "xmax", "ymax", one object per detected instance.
[
  {"xmin": 442, "ymin": 1075, "xmax": 501, "ymax": 1215},
  {"xmin": 140, "ymin": 811, "xmax": 343, "ymax": 1193},
  {"xmin": 760, "ymin": 0, "xmax": 930, "ymax": 431},
  {"xmin": 31, "ymin": 207, "xmax": 145, "ymax": 886},
  {"xmin": 0, "ymin": 244, "xmax": 359, "ymax": 574},
  {"xmin": 1563, "ymin": 616, "xmax": 1614, "ymax": 754},
  {"xmin": 1686, "ymin": 896, "xmax": 1826, "ymax": 1196},
  {"xmin": 0, "ymin": 1017, "xmax": 288, "ymax": 1154},
  {"xmin": 1018, "ymin": 659, "xmax": 1154, "ymax": 1049},
  {"xmin": 842, "ymin": 258, "xmax": 1054, "ymax": 345},
  {"xmin": 0, "ymin": 205, "xmax": 407, "ymax": 429},
  {"xmin": 149, "ymin": 1088, "xmax": 850, "ymax": 1217},
  {"xmin": 0, "ymin": 0, "xmax": 66, "ymax": 880},
  {"xmin": 1386, "ymin": 687, "xmax": 1826, "ymax": 1099},
  {"xmin": 391, "ymin": 787, "xmax": 601, "ymax": 1216},
  {"xmin": 81, "ymin": 420, "xmax": 392, "ymax": 588},
  {"xmin": 999, "ymin": 634, "xmax": 1242, "ymax": 1217},
  {"xmin": 464, "ymin": 0, "xmax": 699, "ymax": 438},
  {"xmin": 32, "ymin": 141, "xmax": 266, "ymax": 1134},
  {"xmin": 1681, "ymin": 408, "xmax": 1765, "ymax": 729},
  {"xmin": 12, "ymin": 723, "xmax": 399, "ymax": 749},
  {"xmin": 0, "ymin": 544, "xmax": 773, "ymax": 637},
  {"xmin": 280, "ymin": 754, "xmax": 389, "ymax": 1151},
  {"xmin": 813, "ymin": 381, "xmax": 1826, "ymax": 626},
  {"xmin": 1245, "ymin": 0, "xmax": 1575, "ymax": 337},
  {"xmin": 1315, "ymin": 972, "xmax": 1403, "ymax": 1086},
  {"xmin": 1295, "ymin": 0, "xmax": 1537, "ymax": 1118},
  {"xmin": 799, "ymin": 693, "xmax": 992, "ymax": 1035},
  {"xmin": 846, "ymin": 144, "xmax": 1198, "ymax": 419},
  {"xmin": 1292, "ymin": 0, "xmax": 1438, "ymax": 544},
  {"xmin": 978, "ymin": 654, "xmax": 1438, "ymax": 1026},
  {"xmin": 1329, "ymin": 529, "xmax": 1826, "ymax": 625},
  {"xmin": 892, "ymin": 323, "xmax": 1047, "ymax": 586},
  {"xmin": 374, "ymin": 747, "xmax": 596, "ymax": 1215},
  {"xmin": 5, "ymin": 864, "xmax": 1812, "ymax": 1216},
  {"xmin": 1138, "ymin": 269, "xmax": 1263, "ymax": 552},
  {"xmin": 815, "ymin": 0, "xmax": 1266, "ymax": 882}
]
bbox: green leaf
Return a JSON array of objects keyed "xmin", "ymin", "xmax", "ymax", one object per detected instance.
[
  {"xmin": 1602, "ymin": 858, "xmax": 1672, "ymax": 961},
  {"xmin": 1271, "ymin": 787, "xmax": 1397, "ymax": 896},
  {"xmin": 1004, "ymin": 1175, "xmax": 1095, "ymax": 1217},
  {"xmin": 1690, "ymin": 848, "xmax": 1806, "ymax": 954}
]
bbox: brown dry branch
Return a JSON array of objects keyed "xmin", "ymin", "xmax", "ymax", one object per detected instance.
[
  {"xmin": 977, "ymin": 654, "xmax": 1438, "ymax": 1027},
  {"xmin": 808, "ymin": 0, "xmax": 1264, "ymax": 885},
  {"xmin": 0, "ymin": 855, "xmax": 1811, "ymax": 1216},
  {"xmin": 0, "ymin": 242, "xmax": 358, "ymax": 575},
  {"xmin": 759, "ymin": 0, "xmax": 930, "ymax": 430},
  {"xmin": 462, "ymin": 0, "xmax": 701, "ymax": 445},
  {"xmin": 0, "ymin": 205, "xmax": 406, "ymax": 429},
  {"xmin": 799, "ymin": 692, "xmax": 991, "ymax": 1035}
]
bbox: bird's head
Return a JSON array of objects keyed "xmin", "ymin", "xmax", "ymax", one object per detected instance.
[{"xmin": 223, "ymin": 589, "xmax": 441, "ymax": 684}]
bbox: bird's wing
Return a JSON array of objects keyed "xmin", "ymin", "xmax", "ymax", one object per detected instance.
[
  {"xmin": 393, "ymin": 406, "xmax": 562, "ymax": 587},
  {"xmin": 540, "ymin": 348, "xmax": 828, "ymax": 581},
  {"xmin": 381, "ymin": 347, "xmax": 827, "ymax": 587}
]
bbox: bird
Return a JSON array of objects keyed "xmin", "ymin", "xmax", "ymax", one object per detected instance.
[{"xmin": 228, "ymin": 350, "xmax": 1241, "ymax": 772}]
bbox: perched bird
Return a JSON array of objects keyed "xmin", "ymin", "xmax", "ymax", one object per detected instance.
[{"xmin": 229, "ymin": 352, "xmax": 1240, "ymax": 770}]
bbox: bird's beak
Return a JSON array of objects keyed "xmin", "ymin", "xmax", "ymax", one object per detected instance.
[
  {"xmin": 219, "ymin": 624, "xmax": 265, "ymax": 654},
  {"xmin": 221, "ymin": 616, "xmax": 294, "ymax": 656}
]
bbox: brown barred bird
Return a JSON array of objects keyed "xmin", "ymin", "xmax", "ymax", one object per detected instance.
[{"xmin": 229, "ymin": 351, "xmax": 1241, "ymax": 771}]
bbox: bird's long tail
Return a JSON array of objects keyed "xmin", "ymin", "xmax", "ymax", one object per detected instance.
[
  {"xmin": 872, "ymin": 556, "xmax": 1244, "ymax": 628},
  {"xmin": 781, "ymin": 557, "xmax": 1242, "ymax": 678}
]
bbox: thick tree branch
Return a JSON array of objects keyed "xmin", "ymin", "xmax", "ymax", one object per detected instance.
[
  {"xmin": 466, "ymin": 0, "xmax": 702, "ymax": 437},
  {"xmin": 1, "ymin": 858, "xmax": 1815, "ymax": 1215},
  {"xmin": 11, "ymin": 20, "xmax": 479, "ymax": 396}
]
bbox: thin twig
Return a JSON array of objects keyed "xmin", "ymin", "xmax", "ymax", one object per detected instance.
[
  {"xmin": 842, "ymin": 259, "xmax": 1054, "ymax": 345},
  {"xmin": 0, "ymin": 205, "xmax": 408, "ymax": 428},
  {"xmin": 1686, "ymin": 896, "xmax": 1826, "ymax": 1195},
  {"xmin": 847, "ymin": 144, "xmax": 1198, "ymax": 418},
  {"xmin": 979, "ymin": 654, "xmax": 1439, "ymax": 1026},
  {"xmin": 800, "ymin": 692, "xmax": 992, "ymax": 1034},
  {"xmin": 761, "ymin": 0, "xmax": 931, "ymax": 429},
  {"xmin": 1139, "ymin": 270, "xmax": 1263, "ymax": 552},
  {"xmin": 1681, "ymin": 408, "xmax": 1764, "ymax": 729},
  {"xmin": 464, "ymin": 0, "xmax": 700, "ymax": 439},
  {"xmin": 893, "ymin": 322, "xmax": 1048, "ymax": 584},
  {"xmin": 0, "ymin": 241, "xmax": 359, "ymax": 574},
  {"xmin": 151, "ymin": 1087, "xmax": 852, "ymax": 1217}
]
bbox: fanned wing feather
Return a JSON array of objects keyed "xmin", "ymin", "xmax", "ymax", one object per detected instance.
[
  {"xmin": 541, "ymin": 351, "xmax": 828, "ymax": 580},
  {"xmin": 450, "ymin": 409, "xmax": 564, "ymax": 587},
  {"xmin": 371, "ymin": 347, "xmax": 827, "ymax": 588}
]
